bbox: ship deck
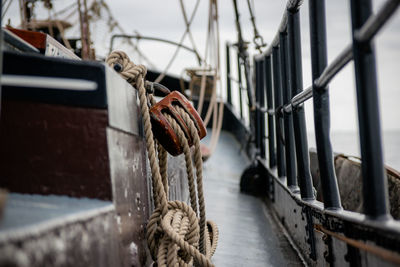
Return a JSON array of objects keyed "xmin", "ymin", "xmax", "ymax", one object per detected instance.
[{"xmin": 203, "ymin": 131, "xmax": 302, "ymax": 266}]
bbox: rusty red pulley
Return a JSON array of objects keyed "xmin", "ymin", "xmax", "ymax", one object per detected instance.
[{"xmin": 149, "ymin": 91, "xmax": 207, "ymax": 156}]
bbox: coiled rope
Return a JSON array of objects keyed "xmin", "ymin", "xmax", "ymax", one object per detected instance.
[{"xmin": 106, "ymin": 50, "xmax": 218, "ymax": 267}]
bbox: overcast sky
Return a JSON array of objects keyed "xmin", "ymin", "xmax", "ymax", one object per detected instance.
[{"xmin": 4, "ymin": 0, "xmax": 400, "ymax": 132}]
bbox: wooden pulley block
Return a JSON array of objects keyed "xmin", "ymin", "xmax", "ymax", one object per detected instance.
[{"xmin": 149, "ymin": 91, "xmax": 207, "ymax": 156}]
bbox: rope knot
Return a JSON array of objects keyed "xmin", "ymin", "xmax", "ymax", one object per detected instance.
[
  {"xmin": 106, "ymin": 50, "xmax": 147, "ymax": 86},
  {"xmin": 147, "ymin": 201, "xmax": 201, "ymax": 266}
]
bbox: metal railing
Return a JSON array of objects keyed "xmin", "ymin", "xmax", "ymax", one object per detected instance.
[
  {"xmin": 225, "ymin": 42, "xmax": 251, "ymax": 122},
  {"xmin": 227, "ymin": 0, "xmax": 400, "ymax": 218}
]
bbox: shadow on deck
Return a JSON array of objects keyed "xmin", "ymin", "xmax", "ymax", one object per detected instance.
[{"xmin": 203, "ymin": 131, "xmax": 303, "ymax": 266}]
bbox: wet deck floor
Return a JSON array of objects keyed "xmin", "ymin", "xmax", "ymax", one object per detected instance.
[{"xmin": 203, "ymin": 131, "xmax": 302, "ymax": 266}]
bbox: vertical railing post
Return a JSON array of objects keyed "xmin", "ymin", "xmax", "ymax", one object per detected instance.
[
  {"xmin": 244, "ymin": 55, "xmax": 256, "ymax": 135},
  {"xmin": 237, "ymin": 53, "xmax": 244, "ymax": 119},
  {"xmin": 259, "ymin": 59, "xmax": 266, "ymax": 159},
  {"xmin": 254, "ymin": 60, "xmax": 261, "ymax": 155},
  {"xmin": 0, "ymin": 3, "xmax": 2, "ymax": 117},
  {"xmin": 309, "ymin": 0, "xmax": 341, "ymax": 209},
  {"xmin": 272, "ymin": 47, "xmax": 286, "ymax": 178},
  {"xmin": 265, "ymin": 55, "xmax": 277, "ymax": 168},
  {"xmin": 226, "ymin": 42, "xmax": 232, "ymax": 106},
  {"xmin": 288, "ymin": 10, "xmax": 315, "ymax": 199},
  {"xmin": 280, "ymin": 31, "xmax": 298, "ymax": 191},
  {"xmin": 350, "ymin": 0, "xmax": 390, "ymax": 219}
]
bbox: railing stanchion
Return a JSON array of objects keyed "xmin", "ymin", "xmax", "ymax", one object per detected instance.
[
  {"xmin": 237, "ymin": 53, "xmax": 244, "ymax": 119},
  {"xmin": 226, "ymin": 43, "xmax": 232, "ymax": 105},
  {"xmin": 309, "ymin": 0, "xmax": 341, "ymax": 209},
  {"xmin": 288, "ymin": 10, "xmax": 315, "ymax": 199},
  {"xmin": 280, "ymin": 31, "xmax": 298, "ymax": 191},
  {"xmin": 259, "ymin": 59, "xmax": 266, "ymax": 159},
  {"xmin": 254, "ymin": 60, "xmax": 261, "ymax": 155},
  {"xmin": 265, "ymin": 55, "xmax": 276, "ymax": 168},
  {"xmin": 272, "ymin": 47, "xmax": 286, "ymax": 178},
  {"xmin": 350, "ymin": 0, "xmax": 390, "ymax": 219}
]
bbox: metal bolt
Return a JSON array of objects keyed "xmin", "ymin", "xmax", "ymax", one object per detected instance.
[{"xmin": 114, "ymin": 63, "xmax": 123, "ymax": 72}]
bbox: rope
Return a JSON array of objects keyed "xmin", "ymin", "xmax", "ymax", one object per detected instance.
[
  {"xmin": 194, "ymin": 0, "xmax": 224, "ymax": 157},
  {"xmin": 106, "ymin": 50, "xmax": 218, "ymax": 267},
  {"xmin": 246, "ymin": 0, "xmax": 266, "ymax": 53}
]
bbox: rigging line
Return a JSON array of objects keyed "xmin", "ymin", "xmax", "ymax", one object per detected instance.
[
  {"xmin": 200, "ymin": 0, "xmax": 223, "ymax": 157},
  {"xmin": 61, "ymin": 6, "xmax": 77, "ymax": 21},
  {"xmin": 208, "ymin": 10, "xmax": 224, "ymax": 155},
  {"xmin": 54, "ymin": 2, "xmax": 77, "ymax": 16},
  {"xmin": 193, "ymin": 0, "xmax": 223, "ymax": 158},
  {"xmin": 49, "ymin": 4, "xmax": 73, "ymax": 50},
  {"xmin": 179, "ymin": 0, "xmax": 202, "ymax": 60},
  {"xmin": 208, "ymin": 0, "xmax": 223, "ymax": 154},
  {"xmin": 99, "ymin": 0, "xmax": 156, "ymax": 69},
  {"xmin": 2, "ymin": 0, "xmax": 12, "ymax": 18},
  {"xmin": 154, "ymin": 0, "xmax": 202, "ymax": 83},
  {"xmin": 196, "ymin": 0, "xmax": 215, "ymax": 116},
  {"xmin": 202, "ymin": 8, "xmax": 220, "ymax": 126},
  {"xmin": 246, "ymin": 0, "xmax": 266, "ymax": 53}
]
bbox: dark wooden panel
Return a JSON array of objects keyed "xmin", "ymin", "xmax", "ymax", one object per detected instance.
[
  {"xmin": 0, "ymin": 100, "xmax": 111, "ymax": 200},
  {"xmin": 6, "ymin": 27, "xmax": 47, "ymax": 50},
  {"xmin": 2, "ymin": 51, "xmax": 107, "ymax": 108}
]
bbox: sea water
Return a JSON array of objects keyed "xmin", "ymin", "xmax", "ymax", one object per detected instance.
[{"xmin": 307, "ymin": 131, "xmax": 400, "ymax": 171}]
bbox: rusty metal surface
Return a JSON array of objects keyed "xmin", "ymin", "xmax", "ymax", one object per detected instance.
[
  {"xmin": 0, "ymin": 100, "xmax": 111, "ymax": 200},
  {"xmin": 0, "ymin": 195, "xmax": 122, "ymax": 267}
]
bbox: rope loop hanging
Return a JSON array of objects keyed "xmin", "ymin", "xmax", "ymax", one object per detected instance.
[{"xmin": 106, "ymin": 50, "xmax": 218, "ymax": 267}]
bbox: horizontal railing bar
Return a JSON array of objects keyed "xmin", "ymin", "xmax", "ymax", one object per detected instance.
[
  {"xmin": 257, "ymin": 105, "xmax": 275, "ymax": 115},
  {"xmin": 258, "ymin": 0, "xmax": 397, "ymax": 61},
  {"xmin": 282, "ymin": 0, "xmax": 399, "ymax": 114},
  {"xmin": 227, "ymin": 75, "xmax": 247, "ymax": 91},
  {"xmin": 255, "ymin": 0, "xmax": 304, "ymax": 59},
  {"xmin": 314, "ymin": 44, "xmax": 352, "ymax": 89},
  {"xmin": 355, "ymin": 0, "xmax": 400, "ymax": 43},
  {"xmin": 284, "ymin": 44, "xmax": 351, "ymax": 113},
  {"xmin": 262, "ymin": 108, "xmax": 275, "ymax": 116},
  {"xmin": 283, "ymin": 85, "xmax": 312, "ymax": 113}
]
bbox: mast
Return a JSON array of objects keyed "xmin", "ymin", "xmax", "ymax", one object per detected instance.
[
  {"xmin": 77, "ymin": 0, "xmax": 92, "ymax": 59},
  {"xmin": 19, "ymin": 0, "xmax": 30, "ymax": 30}
]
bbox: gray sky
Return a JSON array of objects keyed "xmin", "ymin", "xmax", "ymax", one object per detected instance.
[{"xmin": 4, "ymin": 0, "xmax": 400, "ymax": 131}]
